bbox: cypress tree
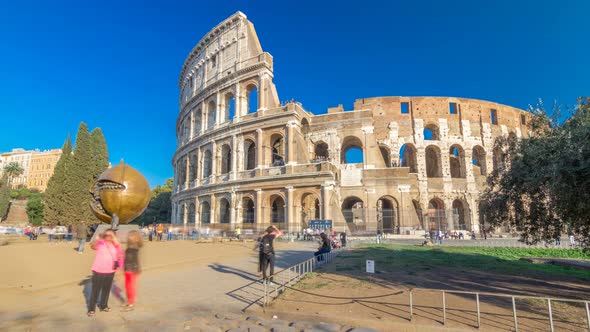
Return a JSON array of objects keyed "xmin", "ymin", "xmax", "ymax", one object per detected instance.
[
  {"xmin": 66, "ymin": 123, "xmax": 95, "ymax": 225},
  {"xmin": 90, "ymin": 128, "xmax": 110, "ymax": 180},
  {"xmin": 0, "ymin": 175, "xmax": 11, "ymax": 220},
  {"xmin": 44, "ymin": 135, "xmax": 72, "ymax": 225}
]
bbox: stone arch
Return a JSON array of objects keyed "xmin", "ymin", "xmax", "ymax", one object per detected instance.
[
  {"xmin": 400, "ymin": 144, "xmax": 418, "ymax": 173},
  {"xmin": 189, "ymin": 151, "xmax": 198, "ymax": 182},
  {"xmin": 300, "ymin": 192, "xmax": 321, "ymax": 227},
  {"xmin": 452, "ymin": 199, "xmax": 469, "ymax": 230},
  {"xmin": 193, "ymin": 107, "xmax": 202, "ymax": 136},
  {"xmin": 202, "ymin": 150, "xmax": 213, "ymax": 178},
  {"xmin": 218, "ymin": 197, "xmax": 231, "ymax": 224},
  {"xmin": 425, "ymin": 145, "xmax": 442, "ymax": 178},
  {"xmin": 377, "ymin": 196, "xmax": 399, "ymax": 233},
  {"xmin": 246, "ymin": 83, "xmax": 258, "ymax": 114},
  {"xmin": 427, "ymin": 198, "xmax": 445, "ymax": 231},
  {"xmin": 341, "ymin": 136, "xmax": 363, "ymax": 164},
  {"xmin": 379, "ymin": 145, "xmax": 391, "ymax": 167},
  {"xmin": 270, "ymin": 133, "xmax": 285, "ymax": 166},
  {"xmin": 220, "ymin": 144, "xmax": 232, "ymax": 174},
  {"xmin": 207, "ymin": 100, "xmax": 216, "ymax": 129},
  {"xmin": 179, "ymin": 202, "xmax": 185, "ymax": 224},
  {"xmin": 472, "ymin": 145, "xmax": 487, "ymax": 176},
  {"xmin": 242, "ymin": 197, "xmax": 255, "ymax": 224},
  {"xmin": 188, "ymin": 202, "xmax": 196, "ymax": 224},
  {"xmin": 314, "ymin": 141, "xmax": 329, "ymax": 161},
  {"xmin": 270, "ymin": 194, "xmax": 285, "ymax": 223},
  {"xmin": 224, "ymin": 92, "xmax": 235, "ymax": 121},
  {"xmin": 449, "ymin": 144, "xmax": 466, "ymax": 178},
  {"xmin": 424, "ymin": 123, "xmax": 440, "ymax": 140},
  {"xmin": 244, "ymin": 139, "xmax": 256, "ymax": 170},
  {"xmin": 341, "ymin": 196, "xmax": 364, "ymax": 224},
  {"xmin": 201, "ymin": 201, "xmax": 211, "ymax": 224}
]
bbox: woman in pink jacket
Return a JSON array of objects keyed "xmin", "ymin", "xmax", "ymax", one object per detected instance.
[{"xmin": 87, "ymin": 229, "xmax": 123, "ymax": 317}]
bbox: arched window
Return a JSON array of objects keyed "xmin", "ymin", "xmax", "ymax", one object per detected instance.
[
  {"xmin": 341, "ymin": 136, "xmax": 363, "ymax": 164},
  {"xmin": 189, "ymin": 151, "xmax": 198, "ymax": 182},
  {"xmin": 314, "ymin": 142, "xmax": 329, "ymax": 161},
  {"xmin": 242, "ymin": 198, "xmax": 255, "ymax": 224},
  {"xmin": 179, "ymin": 203, "xmax": 185, "ymax": 223},
  {"xmin": 225, "ymin": 93, "xmax": 235, "ymax": 121},
  {"xmin": 219, "ymin": 198, "xmax": 231, "ymax": 224},
  {"xmin": 221, "ymin": 144, "xmax": 231, "ymax": 174},
  {"xmin": 425, "ymin": 146, "xmax": 442, "ymax": 178},
  {"xmin": 400, "ymin": 144, "xmax": 418, "ymax": 173},
  {"xmin": 188, "ymin": 203, "xmax": 196, "ymax": 224},
  {"xmin": 207, "ymin": 100, "xmax": 216, "ymax": 129},
  {"xmin": 413, "ymin": 200, "xmax": 424, "ymax": 229},
  {"xmin": 472, "ymin": 146, "xmax": 487, "ymax": 176},
  {"xmin": 301, "ymin": 193, "xmax": 320, "ymax": 225},
  {"xmin": 201, "ymin": 201, "xmax": 211, "ymax": 224},
  {"xmin": 449, "ymin": 145, "xmax": 465, "ymax": 178},
  {"xmin": 193, "ymin": 109, "xmax": 202, "ymax": 135},
  {"xmin": 424, "ymin": 124, "xmax": 440, "ymax": 140},
  {"xmin": 377, "ymin": 197, "xmax": 398, "ymax": 233},
  {"xmin": 247, "ymin": 84, "xmax": 258, "ymax": 114},
  {"xmin": 178, "ymin": 157, "xmax": 187, "ymax": 184},
  {"xmin": 203, "ymin": 150, "xmax": 212, "ymax": 178},
  {"xmin": 427, "ymin": 198, "xmax": 445, "ymax": 231},
  {"xmin": 380, "ymin": 146, "xmax": 391, "ymax": 167},
  {"xmin": 271, "ymin": 134, "xmax": 285, "ymax": 166},
  {"xmin": 452, "ymin": 199, "xmax": 467, "ymax": 230},
  {"xmin": 270, "ymin": 196, "xmax": 285, "ymax": 223},
  {"xmin": 244, "ymin": 140, "xmax": 256, "ymax": 170},
  {"xmin": 341, "ymin": 196, "xmax": 364, "ymax": 224}
]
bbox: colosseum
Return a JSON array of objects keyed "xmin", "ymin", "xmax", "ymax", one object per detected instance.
[{"xmin": 171, "ymin": 12, "xmax": 530, "ymax": 235}]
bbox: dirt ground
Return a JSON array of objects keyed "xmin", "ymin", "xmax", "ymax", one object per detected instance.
[{"xmin": 268, "ymin": 246, "xmax": 590, "ymax": 332}]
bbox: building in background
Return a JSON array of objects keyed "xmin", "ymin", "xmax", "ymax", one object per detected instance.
[
  {"xmin": 0, "ymin": 148, "xmax": 62, "ymax": 191},
  {"xmin": 171, "ymin": 12, "xmax": 531, "ymax": 235},
  {"xmin": 27, "ymin": 149, "xmax": 62, "ymax": 191}
]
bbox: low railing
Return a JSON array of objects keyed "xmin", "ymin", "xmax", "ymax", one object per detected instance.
[
  {"xmin": 262, "ymin": 249, "xmax": 343, "ymax": 306},
  {"xmin": 407, "ymin": 288, "xmax": 590, "ymax": 332}
]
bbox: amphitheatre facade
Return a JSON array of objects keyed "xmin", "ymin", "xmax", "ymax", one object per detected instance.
[{"xmin": 171, "ymin": 12, "xmax": 530, "ymax": 235}]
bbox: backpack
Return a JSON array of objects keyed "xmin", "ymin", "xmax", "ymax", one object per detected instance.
[{"xmin": 259, "ymin": 234, "xmax": 274, "ymax": 255}]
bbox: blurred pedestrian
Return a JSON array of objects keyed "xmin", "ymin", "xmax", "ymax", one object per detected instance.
[
  {"xmin": 314, "ymin": 233, "xmax": 331, "ymax": 261},
  {"xmin": 236, "ymin": 227, "xmax": 241, "ymax": 241},
  {"xmin": 339, "ymin": 232, "xmax": 347, "ymax": 247},
  {"xmin": 156, "ymin": 224, "xmax": 164, "ymax": 241},
  {"xmin": 87, "ymin": 229, "xmax": 123, "ymax": 317},
  {"xmin": 76, "ymin": 223, "xmax": 88, "ymax": 254},
  {"xmin": 67, "ymin": 225, "xmax": 73, "ymax": 243},
  {"xmin": 123, "ymin": 230, "xmax": 143, "ymax": 311}
]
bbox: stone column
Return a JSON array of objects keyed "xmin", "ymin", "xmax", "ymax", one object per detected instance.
[
  {"xmin": 183, "ymin": 203, "xmax": 188, "ymax": 225},
  {"xmin": 189, "ymin": 111, "xmax": 194, "ymax": 141},
  {"xmin": 258, "ymin": 72, "xmax": 269, "ymax": 111},
  {"xmin": 194, "ymin": 197, "xmax": 200, "ymax": 226},
  {"xmin": 286, "ymin": 186, "xmax": 294, "ymax": 233},
  {"xmin": 185, "ymin": 155, "xmax": 190, "ymax": 188},
  {"xmin": 361, "ymin": 126, "xmax": 374, "ymax": 168},
  {"xmin": 256, "ymin": 128, "xmax": 264, "ymax": 168},
  {"xmin": 229, "ymin": 193, "xmax": 236, "ymax": 226},
  {"xmin": 210, "ymin": 196, "xmax": 217, "ymax": 225},
  {"xmin": 231, "ymin": 135, "xmax": 238, "ymax": 180},
  {"xmin": 321, "ymin": 183, "xmax": 333, "ymax": 221},
  {"xmin": 286, "ymin": 120, "xmax": 298, "ymax": 165},
  {"xmin": 211, "ymin": 141, "xmax": 217, "ymax": 183},
  {"xmin": 234, "ymin": 84, "xmax": 241, "ymax": 121},
  {"xmin": 215, "ymin": 92, "xmax": 222, "ymax": 126},
  {"xmin": 255, "ymin": 189, "xmax": 263, "ymax": 231}
]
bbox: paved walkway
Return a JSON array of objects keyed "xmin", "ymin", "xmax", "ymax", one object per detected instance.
[{"xmin": 1, "ymin": 241, "xmax": 375, "ymax": 331}]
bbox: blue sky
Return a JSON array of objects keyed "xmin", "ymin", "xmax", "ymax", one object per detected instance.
[{"xmin": 1, "ymin": 0, "xmax": 588, "ymax": 187}]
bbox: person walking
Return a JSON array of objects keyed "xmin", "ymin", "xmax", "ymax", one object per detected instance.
[
  {"xmin": 339, "ymin": 232, "xmax": 347, "ymax": 247},
  {"xmin": 156, "ymin": 224, "xmax": 164, "ymax": 241},
  {"xmin": 87, "ymin": 229, "xmax": 123, "ymax": 317},
  {"xmin": 76, "ymin": 224, "xmax": 88, "ymax": 254},
  {"xmin": 67, "ymin": 225, "xmax": 73, "ymax": 243},
  {"xmin": 437, "ymin": 230, "xmax": 443, "ymax": 245},
  {"xmin": 259, "ymin": 225, "xmax": 282, "ymax": 282},
  {"xmin": 123, "ymin": 231, "xmax": 142, "ymax": 311}
]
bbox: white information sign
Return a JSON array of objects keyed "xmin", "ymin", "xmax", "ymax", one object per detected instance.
[{"xmin": 366, "ymin": 260, "xmax": 375, "ymax": 274}]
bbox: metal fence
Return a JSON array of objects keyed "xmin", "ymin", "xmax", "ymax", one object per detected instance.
[{"xmin": 262, "ymin": 249, "xmax": 343, "ymax": 306}]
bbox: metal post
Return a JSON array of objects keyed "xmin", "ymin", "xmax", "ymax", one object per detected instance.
[
  {"xmin": 547, "ymin": 299, "xmax": 554, "ymax": 332},
  {"xmin": 442, "ymin": 290, "xmax": 446, "ymax": 325},
  {"xmin": 512, "ymin": 296, "xmax": 518, "ymax": 332},
  {"xmin": 585, "ymin": 301, "xmax": 590, "ymax": 331},
  {"xmin": 476, "ymin": 293, "xmax": 481, "ymax": 329},
  {"xmin": 409, "ymin": 290, "xmax": 413, "ymax": 321}
]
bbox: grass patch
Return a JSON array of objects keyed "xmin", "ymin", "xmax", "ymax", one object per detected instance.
[{"xmin": 332, "ymin": 244, "xmax": 590, "ymax": 280}]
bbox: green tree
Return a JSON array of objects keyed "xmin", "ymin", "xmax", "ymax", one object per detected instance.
[
  {"xmin": 134, "ymin": 178, "xmax": 173, "ymax": 225},
  {"xmin": 90, "ymin": 128, "xmax": 109, "ymax": 180},
  {"xmin": 65, "ymin": 122, "xmax": 96, "ymax": 225},
  {"xmin": 44, "ymin": 135, "xmax": 72, "ymax": 225},
  {"xmin": 0, "ymin": 175, "xmax": 11, "ymax": 220},
  {"xmin": 481, "ymin": 97, "xmax": 590, "ymax": 248},
  {"xmin": 3, "ymin": 162, "xmax": 24, "ymax": 186},
  {"xmin": 26, "ymin": 193, "xmax": 44, "ymax": 225}
]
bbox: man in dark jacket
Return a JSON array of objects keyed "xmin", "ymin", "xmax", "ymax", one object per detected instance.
[{"xmin": 76, "ymin": 224, "xmax": 87, "ymax": 254}]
